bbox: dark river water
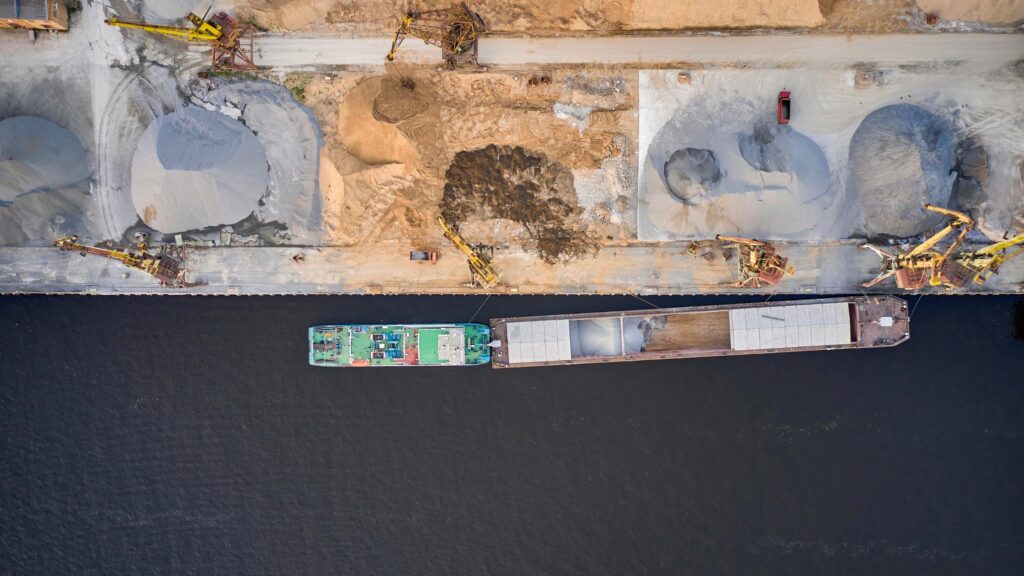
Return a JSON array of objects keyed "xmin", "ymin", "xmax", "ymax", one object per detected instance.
[{"xmin": 1, "ymin": 295, "xmax": 1022, "ymax": 575}]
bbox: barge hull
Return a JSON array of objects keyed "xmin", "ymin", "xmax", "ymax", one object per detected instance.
[{"xmin": 489, "ymin": 296, "xmax": 908, "ymax": 368}]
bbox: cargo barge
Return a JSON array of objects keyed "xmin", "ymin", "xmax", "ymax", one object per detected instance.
[
  {"xmin": 309, "ymin": 323, "xmax": 491, "ymax": 367},
  {"xmin": 489, "ymin": 296, "xmax": 908, "ymax": 368}
]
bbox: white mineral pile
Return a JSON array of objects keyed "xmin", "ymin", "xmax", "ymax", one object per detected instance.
[
  {"xmin": 130, "ymin": 107, "xmax": 268, "ymax": 233},
  {"xmin": 0, "ymin": 116, "xmax": 89, "ymax": 201}
]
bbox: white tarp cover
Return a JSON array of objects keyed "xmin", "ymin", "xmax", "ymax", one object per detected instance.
[
  {"xmin": 729, "ymin": 302, "xmax": 851, "ymax": 351},
  {"xmin": 506, "ymin": 320, "xmax": 572, "ymax": 364}
]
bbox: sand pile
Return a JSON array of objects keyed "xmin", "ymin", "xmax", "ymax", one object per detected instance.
[
  {"xmin": 0, "ymin": 116, "xmax": 89, "ymax": 202},
  {"xmin": 0, "ymin": 116, "xmax": 92, "ymax": 245},
  {"xmin": 848, "ymin": 104, "xmax": 955, "ymax": 238},
  {"xmin": 915, "ymin": 0, "xmax": 1024, "ymax": 24},
  {"xmin": 130, "ymin": 107, "xmax": 269, "ymax": 233}
]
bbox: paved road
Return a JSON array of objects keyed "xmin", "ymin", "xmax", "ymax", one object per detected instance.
[
  {"xmin": 254, "ymin": 33, "xmax": 1024, "ymax": 68},
  {"xmin": 2, "ymin": 243, "xmax": 1021, "ymax": 295}
]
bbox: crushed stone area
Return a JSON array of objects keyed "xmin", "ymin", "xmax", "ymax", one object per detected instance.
[
  {"xmin": 639, "ymin": 64, "xmax": 1024, "ymax": 242},
  {"xmin": 0, "ymin": 116, "xmax": 92, "ymax": 246},
  {"xmin": 848, "ymin": 104, "xmax": 955, "ymax": 238},
  {"xmin": 130, "ymin": 107, "xmax": 269, "ymax": 233},
  {"xmin": 0, "ymin": 116, "xmax": 90, "ymax": 202},
  {"xmin": 190, "ymin": 78, "xmax": 324, "ymax": 244}
]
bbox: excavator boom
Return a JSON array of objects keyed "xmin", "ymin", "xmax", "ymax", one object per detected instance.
[{"xmin": 438, "ymin": 217, "xmax": 499, "ymax": 288}]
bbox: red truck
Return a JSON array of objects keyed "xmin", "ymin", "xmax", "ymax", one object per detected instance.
[{"xmin": 777, "ymin": 91, "xmax": 791, "ymax": 125}]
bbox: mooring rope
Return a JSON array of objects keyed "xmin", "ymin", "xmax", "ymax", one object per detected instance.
[{"xmin": 469, "ymin": 294, "xmax": 492, "ymax": 323}]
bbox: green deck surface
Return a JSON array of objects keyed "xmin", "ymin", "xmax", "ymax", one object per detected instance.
[
  {"xmin": 418, "ymin": 329, "xmax": 446, "ymax": 365},
  {"xmin": 309, "ymin": 324, "xmax": 491, "ymax": 367}
]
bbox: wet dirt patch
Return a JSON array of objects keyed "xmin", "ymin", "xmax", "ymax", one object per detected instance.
[
  {"xmin": 951, "ymin": 137, "xmax": 989, "ymax": 214},
  {"xmin": 663, "ymin": 148, "xmax": 721, "ymax": 204},
  {"xmin": 373, "ymin": 75, "xmax": 433, "ymax": 124},
  {"xmin": 440, "ymin": 144, "xmax": 596, "ymax": 263}
]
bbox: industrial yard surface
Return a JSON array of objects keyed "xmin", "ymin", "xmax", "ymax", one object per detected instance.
[{"xmin": 1, "ymin": 1, "xmax": 1022, "ymax": 294}]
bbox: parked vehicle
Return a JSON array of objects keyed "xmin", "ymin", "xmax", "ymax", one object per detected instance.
[{"xmin": 777, "ymin": 90, "xmax": 791, "ymax": 124}]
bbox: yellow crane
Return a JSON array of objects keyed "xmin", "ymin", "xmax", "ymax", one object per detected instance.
[
  {"xmin": 716, "ymin": 235, "xmax": 795, "ymax": 288},
  {"xmin": 438, "ymin": 217, "xmax": 499, "ymax": 288},
  {"xmin": 943, "ymin": 232, "xmax": 1024, "ymax": 287},
  {"xmin": 55, "ymin": 236, "xmax": 194, "ymax": 287},
  {"xmin": 862, "ymin": 204, "xmax": 974, "ymax": 290},
  {"xmin": 387, "ymin": 3, "xmax": 486, "ymax": 69},
  {"xmin": 106, "ymin": 9, "xmax": 256, "ymax": 71}
]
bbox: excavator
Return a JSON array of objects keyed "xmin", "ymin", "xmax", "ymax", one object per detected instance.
[
  {"xmin": 438, "ymin": 217, "xmax": 499, "ymax": 288},
  {"xmin": 387, "ymin": 3, "xmax": 486, "ymax": 69},
  {"xmin": 942, "ymin": 232, "xmax": 1024, "ymax": 287},
  {"xmin": 862, "ymin": 204, "xmax": 974, "ymax": 290},
  {"xmin": 55, "ymin": 236, "xmax": 194, "ymax": 288},
  {"xmin": 106, "ymin": 8, "xmax": 256, "ymax": 71},
  {"xmin": 716, "ymin": 235, "xmax": 795, "ymax": 288}
]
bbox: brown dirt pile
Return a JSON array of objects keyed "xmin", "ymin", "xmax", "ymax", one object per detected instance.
[{"xmin": 441, "ymin": 145, "xmax": 597, "ymax": 263}]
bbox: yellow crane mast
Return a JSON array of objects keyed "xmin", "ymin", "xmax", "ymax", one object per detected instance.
[
  {"xmin": 716, "ymin": 235, "xmax": 795, "ymax": 288},
  {"xmin": 943, "ymin": 232, "xmax": 1024, "ymax": 287},
  {"xmin": 106, "ymin": 10, "xmax": 256, "ymax": 71},
  {"xmin": 55, "ymin": 236, "xmax": 194, "ymax": 288},
  {"xmin": 387, "ymin": 3, "xmax": 486, "ymax": 69},
  {"xmin": 862, "ymin": 204, "xmax": 974, "ymax": 290},
  {"xmin": 437, "ymin": 217, "xmax": 499, "ymax": 288}
]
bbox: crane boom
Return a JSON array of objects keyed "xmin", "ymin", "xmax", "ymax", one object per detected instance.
[
  {"xmin": 862, "ymin": 204, "xmax": 975, "ymax": 290},
  {"xmin": 105, "ymin": 11, "xmax": 256, "ymax": 71},
  {"xmin": 906, "ymin": 204, "xmax": 972, "ymax": 257},
  {"xmin": 438, "ymin": 217, "xmax": 499, "ymax": 288},
  {"xmin": 105, "ymin": 15, "xmax": 220, "ymax": 41},
  {"xmin": 950, "ymin": 232, "xmax": 1024, "ymax": 286},
  {"xmin": 55, "ymin": 236, "xmax": 193, "ymax": 287},
  {"xmin": 387, "ymin": 3, "xmax": 485, "ymax": 68}
]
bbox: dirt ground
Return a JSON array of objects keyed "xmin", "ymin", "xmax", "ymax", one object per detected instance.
[
  {"xmin": 235, "ymin": 0, "xmax": 994, "ymax": 35},
  {"xmin": 297, "ymin": 66, "xmax": 635, "ymax": 262}
]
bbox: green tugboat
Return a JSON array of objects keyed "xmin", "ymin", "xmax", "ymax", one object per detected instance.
[{"xmin": 309, "ymin": 324, "xmax": 492, "ymax": 367}]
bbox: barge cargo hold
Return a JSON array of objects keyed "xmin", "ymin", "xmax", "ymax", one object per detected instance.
[
  {"xmin": 309, "ymin": 323, "xmax": 491, "ymax": 367},
  {"xmin": 489, "ymin": 296, "xmax": 908, "ymax": 368}
]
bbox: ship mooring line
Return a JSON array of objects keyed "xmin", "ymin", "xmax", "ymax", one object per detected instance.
[
  {"xmin": 631, "ymin": 294, "xmax": 661, "ymax": 310},
  {"xmin": 909, "ymin": 294, "xmax": 924, "ymax": 319},
  {"xmin": 469, "ymin": 294, "xmax": 491, "ymax": 323}
]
